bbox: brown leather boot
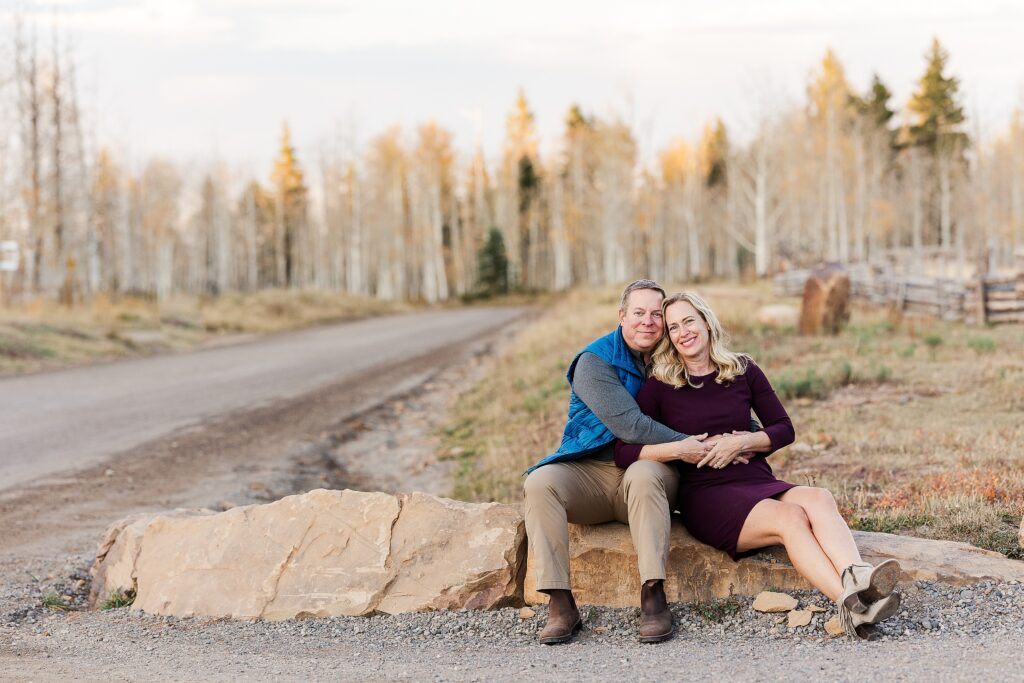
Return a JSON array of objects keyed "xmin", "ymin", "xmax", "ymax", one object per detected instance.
[
  {"xmin": 638, "ymin": 579, "xmax": 674, "ymax": 643},
  {"xmin": 538, "ymin": 589, "xmax": 582, "ymax": 645}
]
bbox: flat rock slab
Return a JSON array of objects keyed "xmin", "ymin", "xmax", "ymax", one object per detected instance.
[
  {"xmin": 90, "ymin": 489, "xmax": 525, "ymax": 620},
  {"xmin": 523, "ymin": 522, "xmax": 1024, "ymax": 607}
]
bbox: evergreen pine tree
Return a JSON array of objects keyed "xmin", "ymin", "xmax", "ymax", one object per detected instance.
[
  {"xmin": 908, "ymin": 38, "xmax": 967, "ymax": 155},
  {"xmin": 475, "ymin": 227, "xmax": 509, "ymax": 297},
  {"xmin": 271, "ymin": 122, "xmax": 308, "ymax": 287}
]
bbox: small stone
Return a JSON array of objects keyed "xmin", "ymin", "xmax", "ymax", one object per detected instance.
[
  {"xmin": 751, "ymin": 591, "xmax": 799, "ymax": 613},
  {"xmin": 220, "ymin": 501, "xmax": 236, "ymax": 511},
  {"xmin": 593, "ymin": 626, "xmax": 608, "ymax": 634},
  {"xmin": 788, "ymin": 610, "xmax": 812, "ymax": 628},
  {"xmin": 806, "ymin": 604, "xmax": 827, "ymax": 613},
  {"xmin": 104, "ymin": 469, "xmax": 115, "ymax": 477},
  {"xmin": 824, "ymin": 615, "xmax": 845, "ymax": 637},
  {"xmin": 519, "ymin": 607, "xmax": 536, "ymax": 620},
  {"xmin": 774, "ymin": 616, "xmax": 786, "ymax": 625}
]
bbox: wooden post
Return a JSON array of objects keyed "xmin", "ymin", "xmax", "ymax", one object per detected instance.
[{"xmin": 979, "ymin": 277, "xmax": 989, "ymax": 326}]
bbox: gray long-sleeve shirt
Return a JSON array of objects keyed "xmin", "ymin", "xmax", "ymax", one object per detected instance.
[{"xmin": 571, "ymin": 352, "xmax": 685, "ymax": 460}]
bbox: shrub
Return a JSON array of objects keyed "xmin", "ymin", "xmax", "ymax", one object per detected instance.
[
  {"xmin": 967, "ymin": 336, "xmax": 997, "ymax": 354},
  {"xmin": 773, "ymin": 368, "xmax": 828, "ymax": 400},
  {"xmin": 100, "ymin": 589, "xmax": 136, "ymax": 610}
]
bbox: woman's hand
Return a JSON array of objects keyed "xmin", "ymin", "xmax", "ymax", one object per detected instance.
[
  {"xmin": 697, "ymin": 433, "xmax": 748, "ymax": 469},
  {"xmin": 703, "ymin": 433, "xmax": 751, "ymax": 466}
]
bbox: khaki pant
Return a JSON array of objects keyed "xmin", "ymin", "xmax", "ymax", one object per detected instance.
[{"xmin": 523, "ymin": 458, "xmax": 679, "ymax": 591}]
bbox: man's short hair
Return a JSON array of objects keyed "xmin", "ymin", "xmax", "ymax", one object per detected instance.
[{"xmin": 619, "ymin": 279, "xmax": 666, "ymax": 312}]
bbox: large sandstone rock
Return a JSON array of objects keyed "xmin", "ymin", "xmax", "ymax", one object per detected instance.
[
  {"xmin": 523, "ymin": 522, "xmax": 1024, "ymax": 607},
  {"xmin": 90, "ymin": 489, "xmax": 525, "ymax": 620},
  {"xmin": 89, "ymin": 509, "xmax": 212, "ymax": 606},
  {"xmin": 799, "ymin": 264, "xmax": 850, "ymax": 335}
]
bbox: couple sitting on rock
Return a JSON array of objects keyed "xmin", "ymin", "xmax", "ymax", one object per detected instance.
[{"xmin": 524, "ymin": 280, "xmax": 902, "ymax": 644}]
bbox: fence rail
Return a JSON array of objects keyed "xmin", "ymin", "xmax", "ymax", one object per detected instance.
[{"xmin": 773, "ymin": 266, "xmax": 1024, "ymax": 325}]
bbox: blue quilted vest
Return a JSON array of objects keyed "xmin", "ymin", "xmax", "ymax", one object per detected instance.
[{"xmin": 526, "ymin": 326, "xmax": 645, "ymax": 474}]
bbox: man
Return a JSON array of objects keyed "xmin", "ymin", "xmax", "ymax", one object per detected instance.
[
  {"xmin": 524, "ymin": 278, "xmax": 757, "ymax": 647},
  {"xmin": 524, "ymin": 279, "xmax": 708, "ymax": 645}
]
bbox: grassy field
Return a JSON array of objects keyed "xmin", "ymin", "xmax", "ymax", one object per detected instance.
[
  {"xmin": 0, "ymin": 289, "xmax": 417, "ymax": 375},
  {"xmin": 440, "ymin": 282, "xmax": 1024, "ymax": 559}
]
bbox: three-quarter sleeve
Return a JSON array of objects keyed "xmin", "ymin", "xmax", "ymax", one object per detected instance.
[
  {"xmin": 746, "ymin": 362, "xmax": 795, "ymax": 453},
  {"xmin": 614, "ymin": 379, "xmax": 663, "ymax": 468}
]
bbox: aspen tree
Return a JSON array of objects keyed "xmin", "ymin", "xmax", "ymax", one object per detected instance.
[
  {"xmin": 15, "ymin": 20, "xmax": 44, "ymax": 292},
  {"xmin": 410, "ymin": 122, "xmax": 453, "ymax": 303},
  {"xmin": 808, "ymin": 49, "xmax": 854, "ymax": 262},
  {"xmin": 365, "ymin": 127, "xmax": 407, "ymax": 300}
]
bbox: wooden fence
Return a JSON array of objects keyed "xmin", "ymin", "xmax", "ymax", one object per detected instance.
[
  {"xmin": 773, "ymin": 266, "xmax": 1024, "ymax": 325},
  {"xmin": 965, "ymin": 274, "xmax": 1024, "ymax": 325}
]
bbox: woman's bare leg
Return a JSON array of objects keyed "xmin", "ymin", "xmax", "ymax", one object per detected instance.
[
  {"xmin": 779, "ymin": 487, "xmax": 862, "ymax": 574},
  {"xmin": 736, "ymin": 498, "xmax": 843, "ymax": 601}
]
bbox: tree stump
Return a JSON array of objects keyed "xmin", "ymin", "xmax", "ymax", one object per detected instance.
[{"xmin": 799, "ymin": 264, "xmax": 850, "ymax": 336}]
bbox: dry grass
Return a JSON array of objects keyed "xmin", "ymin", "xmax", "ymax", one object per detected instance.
[
  {"xmin": 0, "ymin": 289, "xmax": 417, "ymax": 375},
  {"xmin": 441, "ymin": 281, "xmax": 1024, "ymax": 558}
]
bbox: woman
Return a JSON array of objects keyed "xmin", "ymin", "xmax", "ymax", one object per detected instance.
[{"xmin": 615, "ymin": 292, "xmax": 902, "ymax": 638}]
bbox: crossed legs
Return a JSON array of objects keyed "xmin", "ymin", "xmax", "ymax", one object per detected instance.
[{"xmin": 735, "ymin": 486, "xmax": 862, "ymax": 601}]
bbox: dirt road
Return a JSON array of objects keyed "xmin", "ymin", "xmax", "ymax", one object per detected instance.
[
  {"xmin": 0, "ymin": 304, "xmax": 526, "ymax": 568},
  {"xmin": 0, "ymin": 307, "xmax": 523, "ymax": 491}
]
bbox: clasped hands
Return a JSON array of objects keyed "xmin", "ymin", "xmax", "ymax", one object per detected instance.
[{"xmin": 673, "ymin": 431, "xmax": 754, "ymax": 469}]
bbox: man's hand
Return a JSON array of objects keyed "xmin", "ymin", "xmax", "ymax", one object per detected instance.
[{"xmin": 673, "ymin": 433, "xmax": 709, "ymax": 464}]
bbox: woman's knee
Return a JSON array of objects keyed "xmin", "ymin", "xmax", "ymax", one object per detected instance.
[
  {"xmin": 776, "ymin": 502, "xmax": 811, "ymax": 537},
  {"xmin": 796, "ymin": 486, "xmax": 837, "ymax": 514}
]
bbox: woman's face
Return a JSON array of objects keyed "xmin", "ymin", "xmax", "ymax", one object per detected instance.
[{"xmin": 666, "ymin": 300, "xmax": 711, "ymax": 364}]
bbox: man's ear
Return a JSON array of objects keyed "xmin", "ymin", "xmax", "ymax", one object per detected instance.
[{"xmin": 618, "ymin": 309, "xmax": 627, "ymax": 326}]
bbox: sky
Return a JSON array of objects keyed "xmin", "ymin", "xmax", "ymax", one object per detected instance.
[{"xmin": 4, "ymin": 0, "xmax": 1024, "ymax": 174}]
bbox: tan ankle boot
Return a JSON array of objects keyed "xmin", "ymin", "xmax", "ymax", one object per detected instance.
[
  {"xmin": 839, "ymin": 591, "xmax": 902, "ymax": 638},
  {"xmin": 839, "ymin": 560, "xmax": 902, "ymax": 614}
]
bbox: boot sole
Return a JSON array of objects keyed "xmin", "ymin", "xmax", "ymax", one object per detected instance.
[
  {"xmin": 639, "ymin": 626, "xmax": 675, "ymax": 644},
  {"xmin": 859, "ymin": 559, "xmax": 901, "ymax": 605},
  {"xmin": 850, "ymin": 592, "xmax": 902, "ymax": 639},
  {"xmin": 845, "ymin": 560, "xmax": 903, "ymax": 614},
  {"xmin": 863, "ymin": 591, "xmax": 901, "ymax": 625},
  {"xmin": 539, "ymin": 618, "xmax": 582, "ymax": 645}
]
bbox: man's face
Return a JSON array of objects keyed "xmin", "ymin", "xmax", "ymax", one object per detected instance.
[{"xmin": 618, "ymin": 288, "xmax": 664, "ymax": 354}]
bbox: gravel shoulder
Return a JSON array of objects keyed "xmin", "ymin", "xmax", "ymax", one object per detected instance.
[{"xmin": 4, "ymin": 580, "xmax": 1024, "ymax": 682}]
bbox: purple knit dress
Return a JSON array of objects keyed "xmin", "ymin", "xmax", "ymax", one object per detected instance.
[{"xmin": 615, "ymin": 361, "xmax": 796, "ymax": 560}]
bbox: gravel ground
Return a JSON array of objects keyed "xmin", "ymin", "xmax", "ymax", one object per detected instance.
[{"xmin": 3, "ymin": 558, "xmax": 1023, "ymax": 682}]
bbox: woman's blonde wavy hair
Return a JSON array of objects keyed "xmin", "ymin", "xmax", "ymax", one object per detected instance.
[{"xmin": 651, "ymin": 291, "xmax": 749, "ymax": 389}]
